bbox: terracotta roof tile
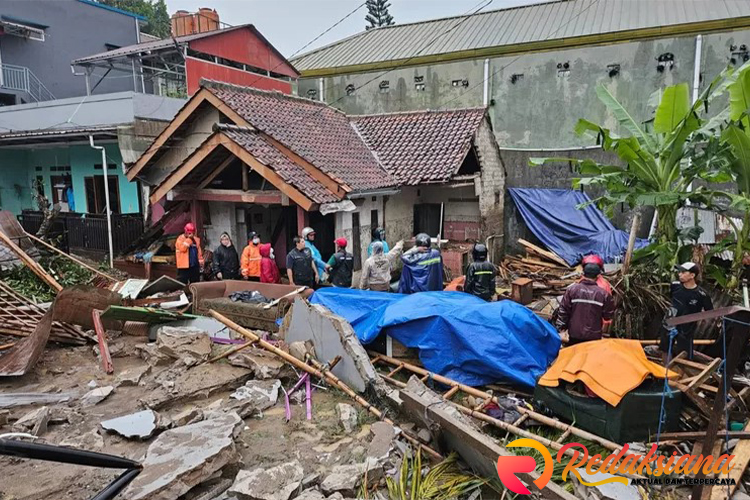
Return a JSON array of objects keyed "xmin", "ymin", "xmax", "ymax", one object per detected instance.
[
  {"xmin": 350, "ymin": 108, "xmax": 486, "ymax": 185},
  {"xmin": 205, "ymin": 82, "xmax": 398, "ymax": 192},
  {"xmin": 222, "ymin": 128, "xmax": 339, "ymax": 204}
]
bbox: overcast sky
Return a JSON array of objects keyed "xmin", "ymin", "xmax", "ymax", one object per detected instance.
[{"xmin": 166, "ymin": 0, "xmax": 547, "ymax": 58}]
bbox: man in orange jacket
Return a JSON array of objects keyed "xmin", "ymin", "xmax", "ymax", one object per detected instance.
[
  {"xmin": 175, "ymin": 222, "xmax": 204, "ymax": 285},
  {"xmin": 241, "ymin": 231, "xmax": 262, "ymax": 281}
]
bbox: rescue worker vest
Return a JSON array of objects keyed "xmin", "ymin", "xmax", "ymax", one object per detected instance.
[
  {"xmin": 289, "ymin": 248, "xmax": 315, "ymax": 285},
  {"xmin": 329, "ymin": 251, "xmax": 354, "ymax": 287},
  {"xmin": 464, "ymin": 260, "xmax": 496, "ymax": 301}
]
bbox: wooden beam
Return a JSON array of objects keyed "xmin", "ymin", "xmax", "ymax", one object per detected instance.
[
  {"xmin": 219, "ymin": 134, "xmax": 316, "ymax": 211},
  {"xmin": 128, "ymin": 88, "xmax": 215, "ymax": 181},
  {"xmin": 173, "ymin": 188, "xmax": 283, "ymax": 204},
  {"xmin": 518, "ymin": 239, "xmax": 570, "ymax": 267},
  {"xmin": 0, "ymin": 231, "xmax": 62, "ymax": 292},
  {"xmin": 709, "ymin": 420, "xmax": 750, "ymax": 500},
  {"xmin": 261, "ymin": 132, "xmax": 350, "ymax": 198},
  {"xmin": 197, "ymin": 155, "xmax": 234, "ymax": 189},
  {"xmin": 149, "ymin": 133, "xmax": 223, "ymax": 203},
  {"xmin": 686, "ymin": 357, "xmax": 722, "ymax": 392},
  {"xmin": 656, "ymin": 430, "xmax": 750, "ymax": 442}
]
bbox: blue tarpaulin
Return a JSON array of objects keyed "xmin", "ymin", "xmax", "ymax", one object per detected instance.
[
  {"xmin": 310, "ymin": 288, "xmax": 561, "ymax": 388},
  {"xmin": 508, "ymin": 188, "xmax": 649, "ymax": 266}
]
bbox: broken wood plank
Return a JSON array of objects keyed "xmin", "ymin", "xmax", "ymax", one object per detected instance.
[
  {"xmin": 656, "ymin": 430, "xmax": 750, "ymax": 441},
  {"xmin": 91, "ymin": 310, "xmax": 114, "ymax": 375},
  {"xmin": 518, "ymin": 238, "xmax": 570, "ymax": 267},
  {"xmin": 0, "ymin": 230, "xmax": 62, "ymax": 292},
  {"xmin": 709, "ymin": 421, "xmax": 750, "ymax": 500},
  {"xmin": 687, "ymin": 358, "xmax": 722, "ymax": 391}
]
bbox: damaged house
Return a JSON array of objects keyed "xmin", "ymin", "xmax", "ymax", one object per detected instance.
[{"xmin": 125, "ymin": 80, "xmax": 505, "ymax": 274}]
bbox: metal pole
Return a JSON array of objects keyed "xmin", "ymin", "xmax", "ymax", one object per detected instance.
[{"xmin": 89, "ymin": 136, "xmax": 114, "ymax": 268}]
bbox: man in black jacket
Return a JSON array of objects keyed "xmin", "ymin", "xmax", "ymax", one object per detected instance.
[
  {"xmin": 464, "ymin": 243, "xmax": 496, "ymax": 301},
  {"xmin": 326, "ymin": 237, "xmax": 354, "ymax": 287},
  {"xmin": 286, "ymin": 236, "xmax": 318, "ymax": 288}
]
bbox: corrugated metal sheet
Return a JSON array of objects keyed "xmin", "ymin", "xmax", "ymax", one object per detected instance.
[
  {"xmin": 293, "ymin": 0, "xmax": 750, "ymax": 71},
  {"xmin": 676, "ymin": 207, "xmax": 743, "ymax": 245}
]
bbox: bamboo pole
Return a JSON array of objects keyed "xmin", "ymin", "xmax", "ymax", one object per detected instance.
[
  {"xmin": 208, "ymin": 310, "xmax": 442, "ymax": 460},
  {"xmin": 0, "ymin": 231, "xmax": 62, "ymax": 292},
  {"xmin": 23, "ymin": 231, "xmax": 115, "ymax": 281},
  {"xmin": 621, "ymin": 214, "xmax": 640, "ymax": 276},
  {"xmin": 370, "ymin": 352, "xmax": 622, "ymax": 452}
]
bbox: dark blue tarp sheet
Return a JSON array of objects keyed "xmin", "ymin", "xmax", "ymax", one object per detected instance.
[
  {"xmin": 310, "ymin": 288, "xmax": 561, "ymax": 388},
  {"xmin": 508, "ymin": 188, "xmax": 649, "ymax": 266}
]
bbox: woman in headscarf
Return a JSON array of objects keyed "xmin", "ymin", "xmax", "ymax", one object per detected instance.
[
  {"xmin": 359, "ymin": 239, "xmax": 404, "ymax": 291},
  {"xmin": 212, "ymin": 232, "xmax": 240, "ymax": 280}
]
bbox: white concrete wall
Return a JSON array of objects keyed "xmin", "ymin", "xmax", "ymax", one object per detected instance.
[
  {"xmin": 205, "ymin": 201, "xmax": 238, "ymax": 250},
  {"xmin": 335, "ymin": 195, "xmax": 385, "ymax": 268}
]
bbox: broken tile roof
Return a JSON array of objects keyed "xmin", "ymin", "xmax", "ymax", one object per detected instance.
[
  {"xmin": 221, "ymin": 127, "xmax": 339, "ymax": 204},
  {"xmin": 350, "ymin": 108, "xmax": 487, "ymax": 185},
  {"xmin": 204, "ymin": 81, "xmax": 398, "ymax": 193}
]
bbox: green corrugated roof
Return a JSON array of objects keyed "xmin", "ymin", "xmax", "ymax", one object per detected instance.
[{"xmin": 293, "ymin": 0, "xmax": 750, "ymax": 73}]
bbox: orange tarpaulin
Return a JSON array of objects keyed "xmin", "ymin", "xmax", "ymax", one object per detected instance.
[{"xmin": 538, "ymin": 339, "xmax": 679, "ymax": 407}]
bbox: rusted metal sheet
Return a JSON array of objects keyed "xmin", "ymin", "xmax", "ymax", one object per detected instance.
[
  {"xmin": 51, "ymin": 285, "xmax": 123, "ymax": 330},
  {"xmin": 666, "ymin": 306, "xmax": 750, "ymax": 327}
]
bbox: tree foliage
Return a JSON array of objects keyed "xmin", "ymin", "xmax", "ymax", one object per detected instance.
[
  {"xmin": 365, "ymin": 0, "xmax": 395, "ymax": 30},
  {"xmin": 97, "ymin": 0, "xmax": 171, "ymax": 38}
]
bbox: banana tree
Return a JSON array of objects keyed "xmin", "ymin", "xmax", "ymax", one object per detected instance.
[{"xmin": 532, "ymin": 74, "xmax": 729, "ymax": 249}]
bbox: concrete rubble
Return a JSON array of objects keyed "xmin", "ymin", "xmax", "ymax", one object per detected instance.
[
  {"xmin": 100, "ymin": 409, "xmax": 163, "ymax": 439},
  {"xmin": 228, "ymin": 379, "xmax": 281, "ymax": 418},
  {"xmin": 335, "ymin": 403, "xmax": 358, "ymax": 433},
  {"xmin": 228, "ymin": 460, "xmax": 304, "ymax": 500},
  {"xmin": 320, "ymin": 458, "xmax": 383, "ymax": 497},
  {"xmin": 115, "ymin": 365, "xmax": 151, "ymax": 387},
  {"xmin": 80, "ymin": 385, "xmax": 114, "ymax": 406},
  {"xmin": 12, "ymin": 406, "xmax": 50, "ymax": 436},
  {"xmin": 124, "ymin": 411, "xmax": 243, "ymax": 500},
  {"xmin": 155, "ymin": 325, "xmax": 212, "ymax": 367},
  {"xmin": 366, "ymin": 422, "xmax": 396, "ymax": 459},
  {"xmin": 228, "ymin": 349, "xmax": 290, "ymax": 380}
]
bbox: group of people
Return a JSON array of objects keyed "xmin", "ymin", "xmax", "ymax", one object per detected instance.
[{"xmin": 555, "ymin": 255, "xmax": 713, "ymax": 361}]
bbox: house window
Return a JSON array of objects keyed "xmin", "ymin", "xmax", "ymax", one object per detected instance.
[
  {"xmin": 413, "ymin": 204, "xmax": 442, "ymax": 236},
  {"xmin": 370, "ymin": 209, "xmax": 379, "ymax": 228},
  {"xmin": 84, "ymin": 175, "xmax": 120, "ymax": 214}
]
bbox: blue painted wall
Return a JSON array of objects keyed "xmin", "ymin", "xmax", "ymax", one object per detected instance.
[{"xmin": 0, "ymin": 143, "xmax": 140, "ymax": 215}]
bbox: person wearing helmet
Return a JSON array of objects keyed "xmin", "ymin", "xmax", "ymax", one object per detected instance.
[
  {"xmin": 398, "ymin": 233, "xmax": 443, "ymax": 294},
  {"xmin": 660, "ymin": 262, "xmax": 713, "ymax": 362},
  {"xmin": 326, "ymin": 237, "xmax": 355, "ymax": 287},
  {"xmin": 581, "ymin": 254, "xmax": 612, "ymax": 295},
  {"xmin": 301, "ymin": 227, "xmax": 328, "ymax": 278},
  {"xmin": 175, "ymin": 222, "xmax": 204, "ymax": 285},
  {"xmin": 367, "ymin": 227, "xmax": 390, "ymax": 256},
  {"xmin": 556, "ymin": 262, "xmax": 615, "ymax": 344},
  {"xmin": 464, "ymin": 243, "xmax": 496, "ymax": 301},
  {"xmin": 241, "ymin": 231, "xmax": 262, "ymax": 281}
]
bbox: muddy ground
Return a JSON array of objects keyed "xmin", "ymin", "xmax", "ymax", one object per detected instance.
[{"xmin": 0, "ymin": 332, "xmax": 389, "ymax": 500}]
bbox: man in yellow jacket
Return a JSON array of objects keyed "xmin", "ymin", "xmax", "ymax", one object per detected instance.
[
  {"xmin": 241, "ymin": 231, "xmax": 262, "ymax": 281},
  {"xmin": 175, "ymin": 222, "xmax": 204, "ymax": 285}
]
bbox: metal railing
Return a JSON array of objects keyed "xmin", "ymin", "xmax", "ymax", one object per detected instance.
[{"xmin": 0, "ymin": 63, "xmax": 55, "ymax": 102}]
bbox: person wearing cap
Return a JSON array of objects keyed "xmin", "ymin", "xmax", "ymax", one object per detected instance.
[
  {"xmin": 175, "ymin": 222, "xmax": 204, "ymax": 285},
  {"xmin": 287, "ymin": 236, "xmax": 318, "ymax": 288},
  {"xmin": 464, "ymin": 243, "xmax": 496, "ymax": 301},
  {"xmin": 660, "ymin": 262, "xmax": 713, "ymax": 362},
  {"xmin": 212, "ymin": 232, "xmax": 240, "ymax": 280},
  {"xmin": 301, "ymin": 227, "xmax": 328, "ymax": 278},
  {"xmin": 240, "ymin": 231, "xmax": 262, "ymax": 281},
  {"xmin": 556, "ymin": 262, "xmax": 615, "ymax": 344},
  {"xmin": 326, "ymin": 238, "xmax": 355, "ymax": 288}
]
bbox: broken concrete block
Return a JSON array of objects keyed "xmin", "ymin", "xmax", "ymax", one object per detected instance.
[
  {"xmin": 59, "ymin": 429, "xmax": 105, "ymax": 451},
  {"xmin": 88, "ymin": 380, "xmax": 98, "ymax": 389},
  {"xmin": 228, "ymin": 460, "xmax": 304, "ymax": 500},
  {"xmin": 295, "ymin": 489, "xmax": 326, "ymax": 500},
  {"xmin": 228, "ymin": 350, "xmax": 290, "ymax": 380},
  {"xmin": 135, "ymin": 343, "xmax": 173, "ymax": 366},
  {"xmin": 169, "ymin": 407, "xmax": 204, "ymax": 428},
  {"xmin": 156, "ymin": 326, "xmax": 211, "ymax": 367},
  {"xmin": 320, "ymin": 459, "xmax": 382, "ymax": 497},
  {"xmin": 288, "ymin": 341, "xmax": 312, "ymax": 361},
  {"xmin": 575, "ymin": 469, "xmax": 640, "ymax": 500},
  {"xmin": 141, "ymin": 364, "xmax": 252, "ymax": 410},
  {"xmin": 115, "ymin": 365, "xmax": 151, "ymax": 387},
  {"xmin": 80, "ymin": 386, "xmax": 114, "ymax": 407},
  {"xmin": 101, "ymin": 410, "xmax": 163, "ymax": 439},
  {"xmin": 0, "ymin": 409, "xmax": 9, "ymax": 426},
  {"xmin": 335, "ymin": 403, "xmax": 358, "ymax": 433},
  {"xmin": 228, "ymin": 379, "xmax": 281, "ymax": 418},
  {"xmin": 300, "ymin": 473, "xmax": 321, "ymax": 490},
  {"xmin": 124, "ymin": 411, "xmax": 243, "ymax": 500},
  {"xmin": 367, "ymin": 422, "xmax": 395, "ymax": 459},
  {"xmin": 13, "ymin": 406, "xmax": 50, "ymax": 436},
  {"xmin": 417, "ymin": 428, "xmax": 432, "ymax": 444}
]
